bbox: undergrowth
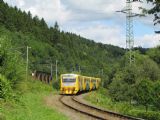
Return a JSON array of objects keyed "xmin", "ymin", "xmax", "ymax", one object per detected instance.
[
  {"xmin": 1, "ymin": 79, "xmax": 68, "ymax": 120},
  {"xmin": 85, "ymin": 88, "xmax": 160, "ymax": 120}
]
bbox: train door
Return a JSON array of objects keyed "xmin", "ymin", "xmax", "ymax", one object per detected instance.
[
  {"xmin": 78, "ymin": 76, "xmax": 82, "ymax": 91},
  {"xmin": 90, "ymin": 78, "xmax": 93, "ymax": 90},
  {"xmin": 86, "ymin": 78, "xmax": 90, "ymax": 91},
  {"xmin": 83, "ymin": 77, "xmax": 86, "ymax": 90}
]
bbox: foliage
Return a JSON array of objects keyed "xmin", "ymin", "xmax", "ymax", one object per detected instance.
[
  {"xmin": 134, "ymin": 79, "xmax": 154, "ymax": 111},
  {"xmin": 147, "ymin": 46, "xmax": 160, "ymax": 65},
  {"xmin": 0, "ymin": 0, "xmax": 125, "ymax": 93},
  {"xmin": 108, "ymin": 51, "xmax": 160, "ymax": 110},
  {"xmin": 0, "ymin": 0, "xmax": 160, "ymax": 118},
  {"xmin": 1, "ymin": 80, "xmax": 68, "ymax": 120},
  {"xmin": 142, "ymin": 0, "xmax": 160, "ymax": 26},
  {"xmin": 0, "ymin": 34, "xmax": 25, "ymax": 90},
  {"xmin": 153, "ymin": 80, "xmax": 160, "ymax": 110},
  {"xmin": 0, "ymin": 74, "xmax": 12, "ymax": 100},
  {"xmin": 136, "ymin": 111, "xmax": 160, "ymax": 120},
  {"xmin": 85, "ymin": 88, "xmax": 160, "ymax": 120},
  {"xmin": 109, "ymin": 73, "xmax": 131, "ymax": 101}
]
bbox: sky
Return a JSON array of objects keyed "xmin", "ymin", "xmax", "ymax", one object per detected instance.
[{"xmin": 4, "ymin": 0, "xmax": 160, "ymax": 48}]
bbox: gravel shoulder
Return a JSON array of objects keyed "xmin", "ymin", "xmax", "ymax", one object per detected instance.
[{"xmin": 44, "ymin": 93, "xmax": 94, "ymax": 120}]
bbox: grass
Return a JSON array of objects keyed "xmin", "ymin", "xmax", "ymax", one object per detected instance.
[
  {"xmin": 85, "ymin": 88, "xmax": 132, "ymax": 113},
  {"xmin": 1, "ymin": 80, "xmax": 68, "ymax": 120},
  {"xmin": 84, "ymin": 88, "xmax": 160, "ymax": 120}
]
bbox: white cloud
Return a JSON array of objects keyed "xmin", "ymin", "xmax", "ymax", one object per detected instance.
[
  {"xmin": 135, "ymin": 34, "xmax": 160, "ymax": 48},
  {"xmin": 4, "ymin": 0, "xmax": 24, "ymax": 7},
  {"xmin": 3, "ymin": 0, "xmax": 159, "ymax": 48},
  {"xmin": 4, "ymin": 0, "xmax": 71, "ymax": 24},
  {"xmin": 16, "ymin": 0, "xmax": 25, "ymax": 7},
  {"xmin": 31, "ymin": 0, "xmax": 71, "ymax": 24},
  {"xmin": 61, "ymin": 0, "xmax": 125, "ymax": 22},
  {"xmin": 68, "ymin": 23, "xmax": 160, "ymax": 48},
  {"xmin": 4, "ymin": 0, "xmax": 154, "ymax": 25},
  {"xmin": 68, "ymin": 23, "xmax": 126, "ymax": 47}
]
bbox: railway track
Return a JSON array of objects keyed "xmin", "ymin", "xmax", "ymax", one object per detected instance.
[{"xmin": 59, "ymin": 95, "xmax": 144, "ymax": 120}]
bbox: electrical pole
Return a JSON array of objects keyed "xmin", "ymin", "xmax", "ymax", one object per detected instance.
[
  {"xmin": 26, "ymin": 46, "xmax": 31, "ymax": 81},
  {"xmin": 79, "ymin": 66, "xmax": 81, "ymax": 74},
  {"xmin": 56, "ymin": 60, "xmax": 58, "ymax": 81},
  {"xmin": 116, "ymin": 0, "xmax": 143, "ymax": 65},
  {"xmin": 126, "ymin": 0, "xmax": 134, "ymax": 65},
  {"xmin": 51, "ymin": 63, "xmax": 53, "ymax": 80},
  {"xmin": 101, "ymin": 69, "xmax": 103, "ymax": 87}
]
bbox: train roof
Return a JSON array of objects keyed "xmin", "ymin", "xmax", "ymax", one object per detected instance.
[
  {"xmin": 61, "ymin": 73, "xmax": 79, "ymax": 77},
  {"xmin": 61, "ymin": 73, "xmax": 101, "ymax": 79}
]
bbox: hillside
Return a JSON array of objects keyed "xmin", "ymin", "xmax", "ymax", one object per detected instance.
[
  {"xmin": 0, "ymin": 0, "xmax": 125, "ymax": 83},
  {"xmin": 1, "ymin": 0, "xmax": 160, "ymax": 120}
]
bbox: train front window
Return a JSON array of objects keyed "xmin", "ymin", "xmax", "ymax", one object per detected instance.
[
  {"xmin": 62, "ymin": 78, "xmax": 76, "ymax": 82},
  {"xmin": 62, "ymin": 77, "xmax": 76, "ymax": 86}
]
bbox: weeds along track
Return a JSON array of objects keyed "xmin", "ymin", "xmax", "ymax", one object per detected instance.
[{"xmin": 59, "ymin": 95, "xmax": 144, "ymax": 120}]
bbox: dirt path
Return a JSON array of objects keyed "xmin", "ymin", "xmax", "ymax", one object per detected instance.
[{"xmin": 44, "ymin": 93, "xmax": 95, "ymax": 120}]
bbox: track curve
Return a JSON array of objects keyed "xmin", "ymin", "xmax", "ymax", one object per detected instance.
[{"xmin": 59, "ymin": 95, "xmax": 144, "ymax": 120}]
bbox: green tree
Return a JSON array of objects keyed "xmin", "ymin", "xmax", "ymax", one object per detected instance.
[
  {"xmin": 141, "ymin": 58, "xmax": 160, "ymax": 81},
  {"xmin": 0, "ymin": 35, "xmax": 25, "ymax": 89},
  {"xmin": 109, "ymin": 51, "xmax": 160, "ymax": 106},
  {"xmin": 147, "ymin": 46, "xmax": 160, "ymax": 65},
  {"xmin": 109, "ymin": 71, "xmax": 130, "ymax": 101},
  {"xmin": 0, "ymin": 0, "xmax": 126, "ymax": 91},
  {"xmin": 134, "ymin": 79, "xmax": 154, "ymax": 112},
  {"xmin": 143, "ymin": 0, "xmax": 160, "ymax": 26},
  {"xmin": 153, "ymin": 81, "xmax": 160, "ymax": 110},
  {"xmin": 54, "ymin": 21, "xmax": 59, "ymax": 31},
  {"xmin": 52, "ymin": 21, "xmax": 60, "ymax": 44}
]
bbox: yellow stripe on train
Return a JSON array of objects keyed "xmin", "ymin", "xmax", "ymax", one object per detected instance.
[{"xmin": 60, "ymin": 74, "xmax": 101, "ymax": 95}]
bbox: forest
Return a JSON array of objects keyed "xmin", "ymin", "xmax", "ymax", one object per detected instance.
[{"xmin": 0, "ymin": 0, "xmax": 160, "ymax": 119}]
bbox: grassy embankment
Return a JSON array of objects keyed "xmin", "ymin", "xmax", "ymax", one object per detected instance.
[
  {"xmin": 85, "ymin": 88, "xmax": 160, "ymax": 120},
  {"xmin": 1, "ymin": 80, "xmax": 68, "ymax": 120}
]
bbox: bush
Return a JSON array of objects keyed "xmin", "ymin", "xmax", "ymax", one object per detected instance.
[
  {"xmin": 0, "ymin": 74, "xmax": 12, "ymax": 100},
  {"xmin": 137, "ymin": 111, "xmax": 160, "ymax": 120},
  {"xmin": 0, "ymin": 35, "xmax": 25, "ymax": 90},
  {"xmin": 52, "ymin": 80, "xmax": 60, "ymax": 90},
  {"xmin": 134, "ymin": 79, "xmax": 154, "ymax": 112},
  {"xmin": 153, "ymin": 81, "xmax": 160, "ymax": 110}
]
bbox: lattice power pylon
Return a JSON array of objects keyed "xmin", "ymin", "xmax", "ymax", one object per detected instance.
[
  {"xmin": 126, "ymin": 0, "xmax": 135, "ymax": 65},
  {"xmin": 117, "ymin": 0, "xmax": 143, "ymax": 65}
]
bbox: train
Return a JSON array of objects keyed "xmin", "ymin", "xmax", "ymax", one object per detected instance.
[
  {"xmin": 32, "ymin": 70, "xmax": 52, "ymax": 84},
  {"xmin": 60, "ymin": 73, "xmax": 101, "ymax": 94}
]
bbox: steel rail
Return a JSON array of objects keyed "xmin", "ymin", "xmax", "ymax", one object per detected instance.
[
  {"xmin": 72, "ymin": 96, "xmax": 144, "ymax": 120},
  {"xmin": 60, "ymin": 95, "xmax": 144, "ymax": 120},
  {"xmin": 59, "ymin": 96, "xmax": 107, "ymax": 120}
]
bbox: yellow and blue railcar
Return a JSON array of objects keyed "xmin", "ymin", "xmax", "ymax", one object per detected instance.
[{"xmin": 60, "ymin": 74, "xmax": 101, "ymax": 94}]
